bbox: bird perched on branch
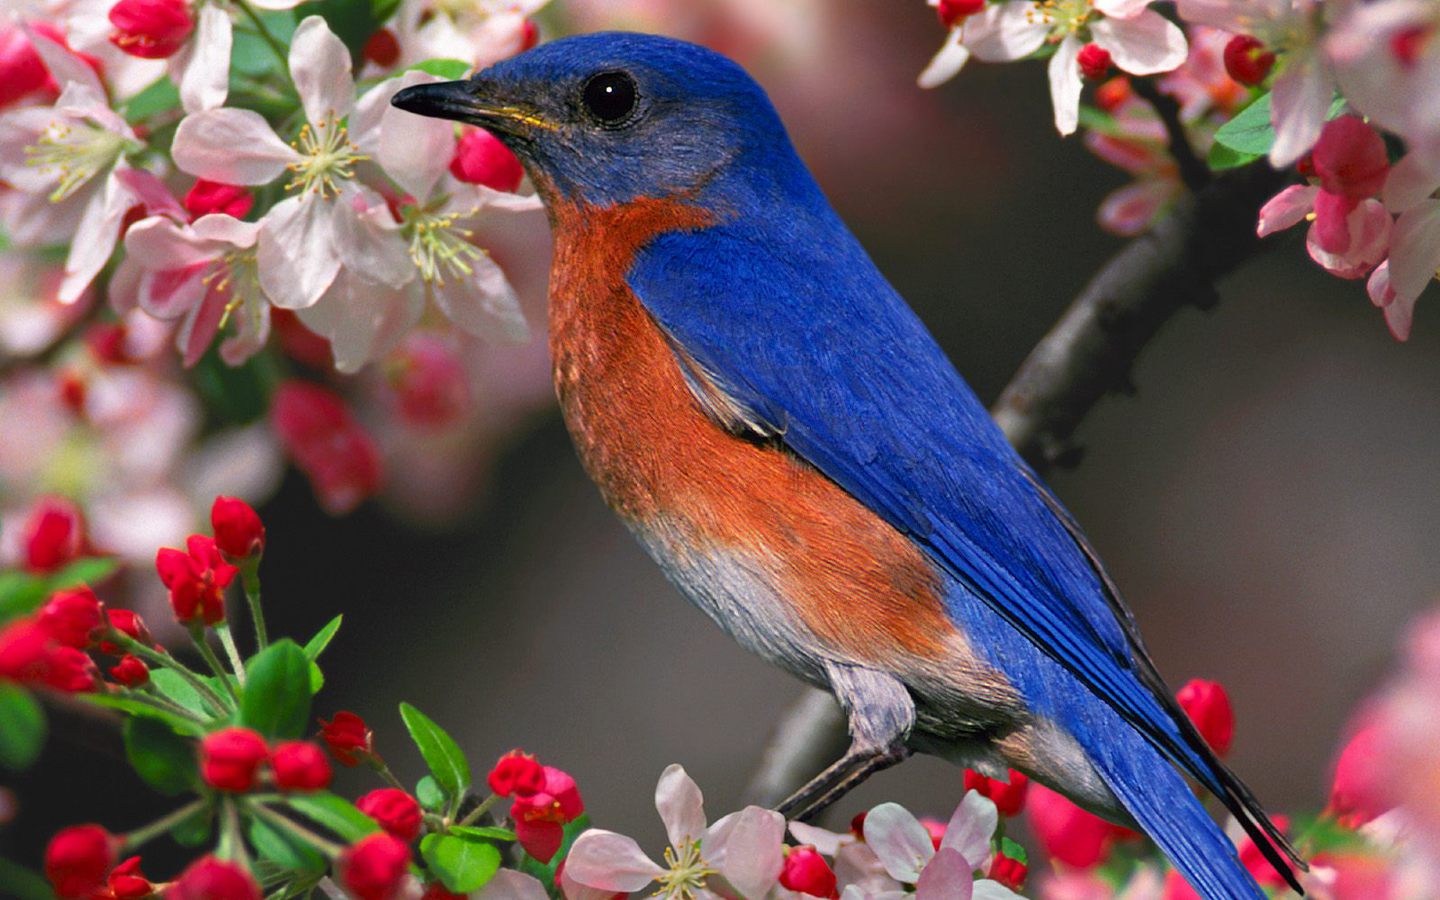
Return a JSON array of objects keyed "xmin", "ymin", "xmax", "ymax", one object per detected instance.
[{"xmin": 393, "ymin": 33, "xmax": 1304, "ymax": 899}]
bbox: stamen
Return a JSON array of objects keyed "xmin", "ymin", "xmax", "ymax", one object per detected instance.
[{"xmin": 284, "ymin": 114, "xmax": 367, "ymax": 198}]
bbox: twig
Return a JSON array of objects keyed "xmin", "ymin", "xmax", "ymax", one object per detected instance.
[
  {"xmin": 742, "ymin": 158, "xmax": 1289, "ymax": 809},
  {"xmin": 1130, "ymin": 76, "xmax": 1211, "ymax": 193}
]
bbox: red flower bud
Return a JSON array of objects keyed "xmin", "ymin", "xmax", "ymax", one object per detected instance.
[
  {"xmin": 449, "ymin": 128, "xmax": 524, "ymax": 193},
  {"xmin": 1312, "ymin": 115, "xmax": 1390, "ymax": 201},
  {"xmin": 183, "ymin": 180, "xmax": 253, "ymax": 220},
  {"xmin": 37, "ymin": 587, "xmax": 103, "ymax": 649},
  {"xmin": 780, "ymin": 845, "xmax": 838, "ymax": 898},
  {"xmin": 1222, "ymin": 35, "xmax": 1276, "ymax": 87},
  {"xmin": 1176, "ymin": 678, "xmax": 1236, "ymax": 757},
  {"xmin": 99, "ymin": 609, "xmax": 152, "ymax": 655},
  {"xmin": 1328, "ymin": 723, "xmax": 1390, "ymax": 827},
  {"xmin": 488, "ymin": 749, "xmax": 546, "ymax": 797},
  {"xmin": 518, "ymin": 18, "xmax": 540, "ymax": 52},
  {"xmin": 157, "ymin": 534, "xmax": 237, "ymax": 626},
  {"xmin": 1077, "ymin": 43, "xmax": 1112, "ymax": 80},
  {"xmin": 362, "ymin": 28, "xmax": 400, "ymax": 68},
  {"xmin": 963, "ymin": 768, "xmax": 1030, "ymax": 816},
  {"xmin": 271, "ymin": 382, "xmax": 383, "ymax": 515},
  {"xmin": 105, "ymin": 856, "xmax": 154, "ymax": 900},
  {"xmin": 510, "ymin": 766, "xmax": 583, "ymax": 863},
  {"xmin": 1026, "ymin": 783, "xmax": 1136, "ymax": 868},
  {"xmin": 86, "ymin": 322, "xmax": 134, "ymax": 365},
  {"xmin": 22, "ymin": 497, "xmax": 86, "ymax": 574},
  {"xmin": 211, "ymin": 496, "xmax": 265, "ymax": 559},
  {"xmin": 0, "ymin": 26, "xmax": 53, "ymax": 109},
  {"xmin": 357, "ymin": 788, "xmax": 423, "ymax": 842},
  {"xmin": 108, "ymin": 0, "xmax": 194, "ymax": 59},
  {"xmin": 271, "ymin": 741, "xmax": 333, "ymax": 792},
  {"xmin": 848, "ymin": 811, "xmax": 867, "ymax": 836},
  {"xmin": 989, "ymin": 852, "xmax": 1028, "ymax": 891},
  {"xmin": 0, "ymin": 619, "xmax": 98, "ymax": 692},
  {"xmin": 339, "ymin": 834, "xmax": 412, "ymax": 900},
  {"xmin": 937, "ymin": 0, "xmax": 985, "ymax": 28},
  {"xmin": 200, "ymin": 727, "xmax": 269, "ymax": 792},
  {"xmin": 108, "ymin": 654, "xmax": 149, "ymax": 687},
  {"xmin": 169, "ymin": 856, "xmax": 261, "ymax": 900},
  {"xmin": 1094, "ymin": 76, "xmax": 1131, "ymax": 113},
  {"xmin": 384, "ymin": 333, "xmax": 471, "ymax": 428},
  {"xmin": 319, "ymin": 711, "xmax": 373, "ymax": 766},
  {"xmin": 44, "ymin": 824, "xmax": 117, "ymax": 899}
]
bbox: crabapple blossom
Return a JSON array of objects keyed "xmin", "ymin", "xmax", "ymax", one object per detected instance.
[
  {"xmin": 43, "ymin": 824, "xmax": 117, "ymax": 899},
  {"xmin": 339, "ymin": 833, "xmax": 413, "ymax": 900},
  {"xmin": 168, "ymin": 856, "xmax": 262, "ymax": 900},
  {"xmin": 318, "ymin": 710, "xmax": 374, "ymax": 765},
  {"xmin": 357, "ymin": 788, "xmax": 423, "ymax": 842},
  {"xmin": 387, "ymin": 0, "xmax": 551, "ymax": 71},
  {"xmin": 0, "ymin": 25, "xmax": 55, "ymax": 108},
  {"xmin": 107, "ymin": 653, "xmax": 148, "ymax": 686},
  {"xmin": 20, "ymin": 495, "xmax": 87, "ymax": 572},
  {"xmin": 183, "ymin": 179, "xmax": 253, "ymax": 219},
  {"xmin": 199, "ymin": 727, "xmax": 269, "ymax": 791},
  {"xmin": 210, "ymin": 495, "xmax": 264, "ymax": 558},
  {"xmin": 862, "ymin": 793, "xmax": 1003, "ymax": 894},
  {"xmin": 0, "ymin": 617, "xmax": 100, "ymax": 692},
  {"xmin": 36, "ymin": 586, "xmax": 103, "ymax": 649},
  {"xmin": 1176, "ymin": 678, "xmax": 1236, "ymax": 756},
  {"xmin": 1328, "ymin": 0, "xmax": 1440, "ymax": 160},
  {"xmin": 512, "ymin": 765, "xmax": 584, "ymax": 863},
  {"xmin": 156, "ymin": 533, "xmax": 238, "ymax": 624}
]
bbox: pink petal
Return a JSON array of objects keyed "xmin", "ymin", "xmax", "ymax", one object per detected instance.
[
  {"xmin": 1312, "ymin": 190, "xmax": 1359, "ymax": 254},
  {"xmin": 257, "ymin": 194, "xmax": 341, "ymax": 309},
  {"xmin": 1257, "ymin": 185, "xmax": 1319, "ymax": 237},
  {"xmin": 964, "ymin": 2, "xmax": 1048, "ymax": 63},
  {"xmin": 562, "ymin": 830, "xmax": 665, "ymax": 893},
  {"xmin": 429, "ymin": 250, "xmax": 530, "ymax": 343},
  {"xmin": 863, "ymin": 803, "xmax": 935, "ymax": 883},
  {"xmin": 220, "ymin": 292, "xmax": 271, "ymax": 366},
  {"xmin": 476, "ymin": 869, "xmax": 549, "ymax": 900},
  {"xmin": 1047, "ymin": 34, "xmax": 1084, "ymax": 136},
  {"xmin": 290, "ymin": 16, "xmax": 354, "ymax": 126},
  {"xmin": 1306, "ymin": 197, "xmax": 1392, "ymax": 279},
  {"xmin": 706, "ymin": 807, "xmax": 785, "ymax": 900},
  {"xmin": 1383, "ymin": 150, "xmax": 1440, "ymax": 214},
  {"xmin": 1098, "ymin": 180, "xmax": 1174, "ymax": 235},
  {"xmin": 296, "ymin": 271, "xmax": 421, "ymax": 373},
  {"xmin": 1389, "ymin": 199, "xmax": 1440, "ymax": 302},
  {"xmin": 940, "ymin": 791, "xmax": 998, "ymax": 870},
  {"xmin": 124, "ymin": 216, "xmax": 223, "ymax": 270},
  {"xmin": 173, "ymin": 4, "xmax": 233, "ymax": 113},
  {"xmin": 113, "ymin": 168, "xmax": 185, "ymax": 220},
  {"xmin": 1270, "ymin": 52, "xmax": 1333, "ymax": 167},
  {"xmin": 25, "ymin": 26, "xmax": 104, "ymax": 97},
  {"xmin": 172, "ymin": 108, "xmax": 298, "ymax": 184},
  {"xmin": 1091, "ymin": 9, "xmax": 1188, "ymax": 76},
  {"xmin": 655, "ymin": 764, "xmax": 707, "ymax": 849},
  {"xmin": 915, "ymin": 848, "xmax": 974, "ymax": 900},
  {"xmin": 1175, "ymin": 0, "xmax": 1288, "ymax": 33},
  {"xmin": 178, "ymin": 283, "xmax": 226, "ymax": 367},
  {"xmin": 918, "ymin": 27, "xmax": 971, "ymax": 89},
  {"xmin": 1367, "ymin": 260, "xmax": 1416, "ymax": 341},
  {"xmin": 332, "ymin": 194, "xmax": 413, "ymax": 289},
  {"xmin": 60, "ymin": 173, "xmax": 131, "ymax": 302},
  {"xmin": 138, "ymin": 263, "xmax": 208, "ymax": 319}
]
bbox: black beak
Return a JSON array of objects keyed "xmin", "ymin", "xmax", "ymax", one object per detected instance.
[{"xmin": 391, "ymin": 79, "xmax": 551, "ymax": 135}]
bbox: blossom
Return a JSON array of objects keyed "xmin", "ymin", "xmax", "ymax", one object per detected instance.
[
  {"xmin": 107, "ymin": 653, "xmax": 148, "ymax": 687},
  {"xmin": 44, "ymin": 824, "xmax": 117, "ymax": 899},
  {"xmin": 319, "ymin": 710, "xmax": 374, "ymax": 765},
  {"xmin": 156, "ymin": 533, "xmax": 238, "ymax": 624},
  {"xmin": 1258, "ymin": 186, "xmax": 1391, "ymax": 280},
  {"xmin": 921, "ymin": 0, "xmax": 1188, "ymax": 135},
  {"xmin": 168, "ymin": 856, "xmax": 262, "ymax": 900},
  {"xmin": 780, "ymin": 845, "xmax": 839, "ymax": 898},
  {"xmin": 199, "ymin": 727, "xmax": 270, "ymax": 792},
  {"xmin": 988, "ymin": 852, "xmax": 1027, "ymax": 891},
  {"xmin": 99, "ymin": 608, "xmax": 151, "ymax": 654},
  {"xmin": 1328, "ymin": 0, "xmax": 1440, "ymax": 157},
  {"xmin": 108, "ymin": 0, "xmax": 194, "ymax": 59},
  {"xmin": 211, "ymin": 495, "xmax": 264, "ymax": 558},
  {"xmin": 1027, "ymin": 782, "xmax": 1136, "ymax": 868},
  {"xmin": 512, "ymin": 765, "xmax": 585, "ymax": 863},
  {"xmin": 565, "ymin": 764, "xmax": 782, "ymax": 899},
  {"xmin": 0, "ymin": 617, "xmax": 99, "ymax": 692},
  {"xmin": 20, "ymin": 495, "xmax": 86, "ymax": 573},
  {"xmin": 271, "ymin": 741, "xmax": 333, "ymax": 792},
  {"xmin": 339, "ymin": 833, "xmax": 413, "ymax": 900},
  {"xmin": 0, "ymin": 25, "xmax": 55, "ymax": 109},
  {"xmin": 488, "ymin": 748, "xmax": 547, "ymax": 797},
  {"xmin": 963, "ymin": 768, "xmax": 1030, "ymax": 817},
  {"xmin": 270, "ymin": 381, "xmax": 383, "ymax": 514},
  {"xmin": 357, "ymin": 788, "xmax": 424, "ymax": 842},
  {"xmin": 100, "ymin": 856, "xmax": 154, "ymax": 900},
  {"xmin": 384, "ymin": 332, "xmax": 472, "ymax": 428},
  {"xmin": 36, "ymin": 586, "xmax": 103, "ymax": 648},
  {"xmin": 1176, "ymin": 678, "xmax": 1236, "ymax": 756},
  {"xmin": 861, "ymin": 792, "xmax": 1019, "ymax": 899},
  {"xmin": 387, "ymin": 0, "xmax": 550, "ymax": 71}
]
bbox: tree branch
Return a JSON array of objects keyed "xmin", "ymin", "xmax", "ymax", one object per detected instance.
[
  {"xmin": 1130, "ymin": 77, "xmax": 1211, "ymax": 194},
  {"xmin": 742, "ymin": 159, "xmax": 1289, "ymax": 809}
]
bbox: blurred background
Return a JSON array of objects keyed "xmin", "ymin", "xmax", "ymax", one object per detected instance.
[{"xmin": 10, "ymin": 0, "xmax": 1440, "ymax": 873}]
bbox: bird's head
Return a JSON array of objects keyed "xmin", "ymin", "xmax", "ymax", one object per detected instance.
[{"xmin": 391, "ymin": 32, "xmax": 799, "ymax": 210}]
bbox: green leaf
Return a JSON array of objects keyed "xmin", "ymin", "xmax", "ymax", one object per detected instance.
[
  {"xmin": 303, "ymin": 615, "xmax": 343, "ymax": 660},
  {"xmin": 372, "ymin": 0, "xmax": 401, "ymax": 26},
  {"xmin": 241, "ymin": 639, "xmax": 313, "ymax": 739},
  {"xmin": 421, "ymin": 834, "xmax": 501, "ymax": 893},
  {"xmin": 249, "ymin": 816, "xmax": 327, "ymax": 873},
  {"xmin": 84, "ymin": 694, "xmax": 206, "ymax": 736},
  {"xmin": 1077, "ymin": 104, "xmax": 1118, "ymax": 136},
  {"xmin": 449, "ymin": 825, "xmax": 515, "ymax": 843},
  {"xmin": 1207, "ymin": 140, "xmax": 1261, "ymax": 171},
  {"xmin": 1213, "ymin": 93, "xmax": 1275, "ymax": 155},
  {"xmin": 404, "ymin": 59, "xmax": 471, "ymax": 80},
  {"xmin": 285, "ymin": 793, "xmax": 380, "ymax": 841},
  {"xmin": 123, "ymin": 77, "xmax": 181, "ymax": 123},
  {"xmin": 295, "ymin": 0, "xmax": 380, "ymax": 56},
  {"xmin": 415, "ymin": 775, "xmax": 445, "ymax": 812},
  {"xmin": 999, "ymin": 836, "xmax": 1028, "ymax": 866},
  {"xmin": 0, "ymin": 858, "xmax": 57, "ymax": 900},
  {"xmin": 0, "ymin": 573, "xmax": 52, "ymax": 622},
  {"xmin": 149, "ymin": 669, "xmax": 208, "ymax": 715},
  {"xmin": 124, "ymin": 717, "xmax": 198, "ymax": 795},
  {"xmin": 231, "ymin": 10, "xmax": 296, "ymax": 76},
  {"xmin": 0, "ymin": 683, "xmax": 45, "ymax": 770},
  {"xmin": 48, "ymin": 557, "xmax": 120, "ymax": 592},
  {"xmin": 171, "ymin": 805, "xmax": 214, "ymax": 847},
  {"xmin": 399, "ymin": 703, "xmax": 470, "ymax": 800},
  {"xmin": 192, "ymin": 346, "xmax": 283, "ymax": 425}
]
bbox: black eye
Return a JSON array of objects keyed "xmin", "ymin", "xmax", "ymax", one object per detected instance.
[{"xmin": 581, "ymin": 71, "xmax": 638, "ymax": 126}]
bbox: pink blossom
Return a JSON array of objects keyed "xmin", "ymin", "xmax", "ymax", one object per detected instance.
[
  {"xmin": 386, "ymin": 0, "xmax": 550, "ymax": 72},
  {"xmin": 1258, "ymin": 185, "xmax": 1391, "ymax": 280},
  {"xmin": 1328, "ymin": 1, "xmax": 1440, "ymax": 158},
  {"xmin": 860, "ymin": 793, "xmax": 1020, "ymax": 900}
]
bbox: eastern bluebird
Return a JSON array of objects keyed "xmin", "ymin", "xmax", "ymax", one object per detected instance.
[{"xmin": 394, "ymin": 33, "xmax": 1304, "ymax": 899}]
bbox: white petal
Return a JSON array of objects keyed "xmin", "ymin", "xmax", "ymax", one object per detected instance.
[
  {"xmin": 707, "ymin": 807, "xmax": 785, "ymax": 900},
  {"xmin": 192, "ymin": 213, "xmax": 262, "ymax": 248},
  {"xmin": 1257, "ymin": 184, "xmax": 1318, "ymax": 237},
  {"xmin": 296, "ymin": 271, "xmax": 421, "ymax": 373},
  {"xmin": 173, "ymin": 108, "xmax": 299, "ymax": 184},
  {"xmin": 290, "ymin": 16, "xmax": 355, "ymax": 125},
  {"xmin": 175, "ymin": 5, "xmax": 233, "ymax": 113},
  {"xmin": 430, "ymin": 249, "xmax": 530, "ymax": 343},
  {"xmin": 655, "ymin": 763, "xmax": 708, "ymax": 849},
  {"xmin": 60, "ymin": 172, "xmax": 131, "ymax": 302},
  {"xmin": 788, "ymin": 821, "xmax": 849, "ymax": 856},
  {"xmin": 124, "ymin": 217, "xmax": 224, "ymax": 269},
  {"xmin": 467, "ymin": 184, "xmax": 546, "ymax": 213},
  {"xmin": 1269, "ymin": 53, "xmax": 1332, "ymax": 167},
  {"xmin": 915, "ymin": 848, "xmax": 973, "ymax": 900},
  {"xmin": 1091, "ymin": 10, "xmax": 1188, "ymax": 76},
  {"xmin": 863, "ymin": 803, "xmax": 935, "ymax": 883},
  {"xmin": 918, "ymin": 27, "xmax": 971, "ymax": 89},
  {"xmin": 964, "ymin": 2, "xmax": 1048, "ymax": 63},
  {"xmin": 333, "ymin": 192, "xmax": 413, "ymax": 288},
  {"xmin": 247, "ymin": 0, "xmax": 306, "ymax": 8},
  {"xmin": 972, "ymin": 879, "xmax": 1025, "ymax": 900},
  {"xmin": 25, "ymin": 26, "xmax": 105, "ymax": 97},
  {"xmin": 258, "ymin": 194, "xmax": 341, "ymax": 309},
  {"xmin": 940, "ymin": 791, "xmax": 999, "ymax": 870},
  {"xmin": 1047, "ymin": 34, "xmax": 1084, "ymax": 136},
  {"xmin": 1383, "ymin": 150, "xmax": 1440, "ymax": 214},
  {"xmin": 380, "ymin": 80, "xmax": 455, "ymax": 200},
  {"xmin": 476, "ymin": 869, "xmax": 549, "ymax": 900},
  {"xmin": 562, "ymin": 831, "xmax": 665, "ymax": 893},
  {"xmin": 1094, "ymin": 0, "xmax": 1151, "ymax": 18},
  {"xmin": 1389, "ymin": 200, "xmax": 1440, "ymax": 302}
]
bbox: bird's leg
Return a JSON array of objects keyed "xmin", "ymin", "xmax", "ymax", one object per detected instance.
[{"xmin": 777, "ymin": 663, "xmax": 916, "ymax": 822}]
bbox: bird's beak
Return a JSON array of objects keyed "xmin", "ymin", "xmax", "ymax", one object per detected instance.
[{"xmin": 390, "ymin": 79, "xmax": 554, "ymax": 134}]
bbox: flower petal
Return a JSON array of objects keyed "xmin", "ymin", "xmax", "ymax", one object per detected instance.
[
  {"xmin": 965, "ymin": 2, "xmax": 1048, "ymax": 63},
  {"xmin": 655, "ymin": 763, "xmax": 708, "ymax": 849},
  {"xmin": 1389, "ymin": 199, "xmax": 1440, "ymax": 302},
  {"xmin": 25, "ymin": 26, "xmax": 104, "ymax": 96},
  {"xmin": 220, "ymin": 290, "xmax": 272, "ymax": 366},
  {"xmin": 60, "ymin": 172, "xmax": 132, "ymax": 302},
  {"xmin": 918, "ymin": 26, "xmax": 971, "ymax": 89},
  {"xmin": 972, "ymin": 879, "xmax": 1026, "ymax": 900},
  {"xmin": 296, "ymin": 271, "xmax": 421, "ymax": 373},
  {"xmin": 1047, "ymin": 34, "xmax": 1084, "ymax": 136},
  {"xmin": 124, "ymin": 216, "xmax": 224, "ymax": 270},
  {"xmin": 1097, "ymin": 179, "xmax": 1174, "ymax": 236},
  {"xmin": 1269, "ymin": 52, "xmax": 1332, "ymax": 167},
  {"xmin": 1305, "ymin": 197, "xmax": 1391, "ymax": 279},
  {"xmin": 707, "ymin": 807, "xmax": 785, "ymax": 900},
  {"xmin": 372, "ymin": 73, "xmax": 455, "ymax": 200},
  {"xmin": 562, "ymin": 830, "xmax": 665, "ymax": 893},
  {"xmin": 173, "ymin": 108, "xmax": 299, "ymax": 184},
  {"xmin": 1091, "ymin": 9, "xmax": 1188, "ymax": 76},
  {"xmin": 915, "ymin": 848, "xmax": 973, "ymax": 900},
  {"xmin": 333, "ymin": 189, "xmax": 413, "ymax": 288},
  {"xmin": 940, "ymin": 790, "xmax": 998, "ymax": 870},
  {"xmin": 290, "ymin": 16, "xmax": 355, "ymax": 125},
  {"xmin": 178, "ymin": 283, "xmax": 226, "ymax": 367},
  {"xmin": 429, "ymin": 248, "xmax": 530, "ymax": 343},
  {"xmin": 258, "ymin": 194, "xmax": 341, "ymax": 309},
  {"xmin": 1257, "ymin": 184, "xmax": 1318, "ymax": 237},
  {"xmin": 174, "ymin": 4, "xmax": 233, "ymax": 113},
  {"xmin": 863, "ymin": 803, "xmax": 935, "ymax": 883},
  {"xmin": 192, "ymin": 213, "xmax": 262, "ymax": 248},
  {"xmin": 477, "ymin": 869, "xmax": 549, "ymax": 900},
  {"xmin": 1094, "ymin": 0, "xmax": 1152, "ymax": 18},
  {"xmin": 1383, "ymin": 149, "xmax": 1440, "ymax": 214},
  {"xmin": 788, "ymin": 821, "xmax": 850, "ymax": 857}
]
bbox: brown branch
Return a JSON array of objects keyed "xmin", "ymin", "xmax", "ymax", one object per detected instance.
[
  {"xmin": 1130, "ymin": 77, "xmax": 1211, "ymax": 194},
  {"xmin": 742, "ymin": 159, "xmax": 1290, "ymax": 809}
]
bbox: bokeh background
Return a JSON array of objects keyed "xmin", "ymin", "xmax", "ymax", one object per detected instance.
[{"xmin": 11, "ymin": 0, "xmax": 1440, "ymax": 873}]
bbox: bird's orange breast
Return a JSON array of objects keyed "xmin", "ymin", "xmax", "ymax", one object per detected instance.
[{"xmin": 545, "ymin": 195, "xmax": 967, "ymax": 673}]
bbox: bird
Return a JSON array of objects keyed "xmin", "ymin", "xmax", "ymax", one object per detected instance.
[{"xmin": 392, "ymin": 32, "xmax": 1304, "ymax": 899}]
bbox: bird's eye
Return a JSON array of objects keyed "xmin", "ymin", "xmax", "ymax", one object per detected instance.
[{"xmin": 581, "ymin": 71, "xmax": 638, "ymax": 126}]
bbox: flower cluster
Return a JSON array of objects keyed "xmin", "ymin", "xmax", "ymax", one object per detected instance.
[{"xmin": 918, "ymin": 0, "xmax": 1440, "ymax": 340}]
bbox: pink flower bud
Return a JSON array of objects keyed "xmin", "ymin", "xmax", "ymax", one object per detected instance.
[
  {"xmin": 183, "ymin": 179, "xmax": 253, "ymax": 219},
  {"xmin": 271, "ymin": 741, "xmax": 333, "ymax": 792},
  {"xmin": 1094, "ymin": 76, "xmax": 1131, "ymax": 112},
  {"xmin": 44, "ymin": 825, "xmax": 117, "ymax": 899},
  {"xmin": 339, "ymin": 834, "xmax": 412, "ymax": 900},
  {"xmin": 200, "ymin": 727, "xmax": 269, "ymax": 792},
  {"xmin": 780, "ymin": 845, "xmax": 838, "ymax": 898},
  {"xmin": 21, "ymin": 497, "xmax": 86, "ymax": 574},
  {"xmin": 105, "ymin": 856, "xmax": 154, "ymax": 900},
  {"xmin": 1077, "ymin": 43, "xmax": 1112, "ymax": 80},
  {"xmin": 1312, "ymin": 116, "xmax": 1390, "ymax": 201},
  {"xmin": 357, "ymin": 788, "xmax": 423, "ymax": 842},
  {"xmin": 211, "ymin": 495, "xmax": 265, "ymax": 559},
  {"xmin": 169, "ymin": 856, "xmax": 261, "ymax": 900},
  {"xmin": 271, "ymin": 381, "xmax": 383, "ymax": 516},
  {"xmin": 1176, "ymin": 678, "xmax": 1235, "ymax": 757},
  {"xmin": 107, "ymin": 654, "xmax": 149, "ymax": 687},
  {"xmin": 0, "ymin": 619, "xmax": 99, "ymax": 693},
  {"xmin": 937, "ymin": 0, "xmax": 985, "ymax": 28},
  {"xmin": 449, "ymin": 128, "xmax": 524, "ymax": 192},
  {"xmin": 1223, "ymin": 35, "xmax": 1275, "ymax": 86},
  {"xmin": 37, "ymin": 587, "xmax": 103, "ymax": 649},
  {"xmin": 1389, "ymin": 26, "xmax": 1428, "ymax": 69},
  {"xmin": 1328, "ymin": 723, "xmax": 1391, "ymax": 827},
  {"xmin": 99, "ymin": 609, "xmax": 151, "ymax": 655},
  {"xmin": 384, "ymin": 333, "xmax": 471, "ymax": 428},
  {"xmin": 511, "ymin": 766, "xmax": 584, "ymax": 862},
  {"xmin": 963, "ymin": 767, "xmax": 1029, "ymax": 816},
  {"xmin": 108, "ymin": 0, "xmax": 194, "ymax": 59}
]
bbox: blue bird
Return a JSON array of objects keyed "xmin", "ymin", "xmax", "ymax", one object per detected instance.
[{"xmin": 392, "ymin": 32, "xmax": 1304, "ymax": 899}]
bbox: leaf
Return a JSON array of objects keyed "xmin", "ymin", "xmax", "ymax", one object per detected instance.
[
  {"xmin": 1213, "ymin": 93, "xmax": 1275, "ymax": 155},
  {"xmin": 372, "ymin": 0, "xmax": 401, "ymax": 26},
  {"xmin": 0, "ymin": 683, "xmax": 45, "ymax": 770},
  {"xmin": 303, "ymin": 615, "xmax": 343, "ymax": 660},
  {"xmin": 150, "ymin": 669, "xmax": 207, "ymax": 715},
  {"xmin": 449, "ymin": 825, "xmax": 516, "ymax": 843},
  {"xmin": 124, "ymin": 717, "xmax": 198, "ymax": 795},
  {"xmin": 0, "ymin": 573, "xmax": 52, "ymax": 621},
  {"xmin": 241, "ymin": 639, "xmax": 313, "ymax": 739},
  {"xmin": 1207, "ymin": 141, "xmax": 1261, "ymax": 171},
  {"xmin": 171, "ymin": 805, "xmax": 214, "ymax": 847},
  {"xmin": 83, "ymin": 694, "xmax": 206, "ymax": 736},
  {"xmin": 285, "ymin": 793, "xmax": 380, "ymax": 841},
  {"xmin": 295, "ymin": 0, "xmax": 381, "ymax": 57},
  {"xmin": 0, "ymin": 858, "xmax": 56, "ymax": 900},
  {"xmin": 249, "ymin": 816, "xmax": 327, "ymax": 873},
  {"xmin": 123, "ymin": 77, "xmax": 180, "ymax": 123},
  {"xmin": 421, "ymin": 834, "xmax": 502, "ymax": 893},
  {"xmin": 49, "ymin": 557, "xmax": 120, "ymax": 592},
  {"xmin": 416, "ymin": 775, "xmax": 445, "ymax": 812},
  {"xmin": 399, "ymin": 703, "xmax": 470, "ymax": 800},
  {"xmin": 403, "ymin": 59, "xmax": 471, "ymax": 80},
  {"xmin": 192, "ymin": 347, "xmax": 283, "ymax": 425},
  {"xmin": 999, "ymin": 836, "xmax": 1028, "ymax": 866}
]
